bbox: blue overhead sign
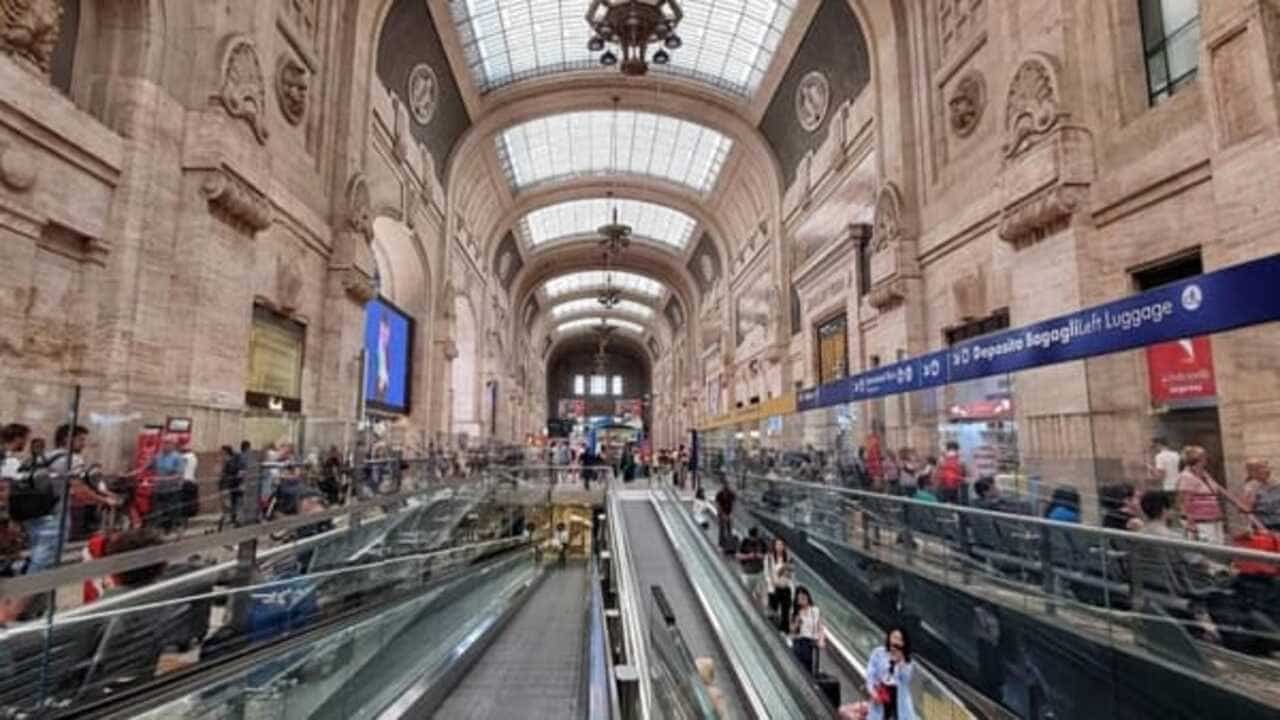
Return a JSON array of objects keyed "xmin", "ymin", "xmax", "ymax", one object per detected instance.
[{"xmin": 794, "ymin": 253, "xmax": 1280, "ymax": 411}]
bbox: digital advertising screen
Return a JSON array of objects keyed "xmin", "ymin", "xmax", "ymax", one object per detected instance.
[{"xmin": 363, "ymin": 297, "xmax": 414, "ymax": 414}]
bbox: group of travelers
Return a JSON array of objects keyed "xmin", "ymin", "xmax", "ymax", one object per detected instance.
[{"xmin": 717, "ymin": 507, "xmax": 917, "ymax": 719}]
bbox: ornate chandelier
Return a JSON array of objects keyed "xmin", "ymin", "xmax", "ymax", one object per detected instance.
[
  {"xmin": 586, "ymin": 0, "xmax": 684, "ymax": 76},
  {"xmin": 597, "ymin": 206, "xmax": 632, "ymax": 256}
]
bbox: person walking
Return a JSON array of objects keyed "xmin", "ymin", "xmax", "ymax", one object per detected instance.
[
  {"xmin": 933, "ymin": 442, "xmax": 967, "ymax": 504},
  {"xmin": 1150, "ymin": 437, "xmax": 1181, "ymax": 493},
  {"xmin": 736, "ymin": 527, "xmax": 767, "ymax": 599},
  {"xmin": 715, "ymin": 482, "xmax": 737, "ymax": 551},
  {"xmin": 789, "ymin": 586, "xmax": 825, "ymax": 676},
  {"xmin": 553, "ymin": 522, "xmax": 570, "ymax": 566},
  {"xmin": 1177, "ymin": 445, "xmax": 1226, "ymax": 544},
  {"xmin": 866, "ymin": 627, "xmax": 916, "ymax": 720},
  {"xmin": 764, "ymin": 537, "xmax": 793, "ymax": 631},
  {"xmin": 218, "ymin": 445, "xmax": 243, "ymax": 530}
]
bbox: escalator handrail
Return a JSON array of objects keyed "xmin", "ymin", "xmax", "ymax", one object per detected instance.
[
  {"xmin": 585, "ymin": 555, "xmax": 617, "ymax": 720},
  {"xmin": 607, "ymin": 491, "xmax": 653, "ymax": 718},
  {"xmin": 66, "ymin": 540, "xmax": 534, "ymax": 720}
]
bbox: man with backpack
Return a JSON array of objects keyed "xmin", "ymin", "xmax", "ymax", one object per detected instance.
[
  {"xmin": 14, "ymin": 424, "xmax": 117, "ymax": 575},
  {"xmin": 934, "ymin": 441, "xmax": 968, "ymax": 504}
]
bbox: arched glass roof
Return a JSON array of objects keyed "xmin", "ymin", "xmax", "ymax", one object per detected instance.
[
  {"xmin": 556, "ymin": 317, "xmax": 646, "ymax": 335},
  {"xmin": 551, "ymin": 298, "xmax": 655, "ymax": 320},
  {"xmin": 521, "ymin": 198, "xmax": 696, "ymax": 250},
  {"xmin": 542, "ymin": 270, "xmax": 664, "ymax": 298},
  {"xmin": 449, "ymin": 0, "xmax": 797, "ymax": 98},
  {"xmin": 497, "ymin": 111, "xmax": 732, "ymax": 194}
]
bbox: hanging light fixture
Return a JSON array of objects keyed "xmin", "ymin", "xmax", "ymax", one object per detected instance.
[{"xmin": 586, "ymin": 0, "xmax": 684, "ymax": 77}]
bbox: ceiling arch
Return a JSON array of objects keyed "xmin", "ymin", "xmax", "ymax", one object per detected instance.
[
  {"xmin": 483, "ymin": 176, "xmax": 730, "ymax": 279},
  {"xmin": 547, "ymin": 332, "xmax": 654, "ymax": 373},
  {"xmin": 447, "ymin": 0, "xmax": 798, "ymax": 100},
  {"xmin": 549, "ymin": 297, "xmax": 656, "ymax": 322},
  {"xmin": 518, "ymin": 197, "xmax": 697, "ymax": 253},
  {"xmin": 447, "ymin": 81, "xmax": 786, "ymax": 250}
]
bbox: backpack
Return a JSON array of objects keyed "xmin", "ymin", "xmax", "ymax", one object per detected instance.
[
  {"xmin": 936, "ymin": 455, "xmax": 964, "ymax": 491},
  {"xmin": 9, "ymin": 454, "xmax": 60, "ymax": 522}
]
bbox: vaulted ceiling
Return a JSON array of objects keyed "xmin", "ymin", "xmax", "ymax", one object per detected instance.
[{"xmin": 375, "ymin": 0, "xmax": 866, "ymax": 359}]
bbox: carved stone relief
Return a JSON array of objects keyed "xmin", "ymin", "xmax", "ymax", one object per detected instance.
[
  {"xmin": 1003, "ymin": 55, "xmax": 1060, "ymax": 159},
  {"xmin": 872, "ymin": 183, "xmax": 904, "ymax": 253},
  {"xmin": 998, "ymin": 184, "xmax": 1086, "ymax": 245},
  {"xmin": 217, "ymin": 35, "xmax": 270, "ymax": 144},
  {"xmin": 949, "ymin": 71, "xmax": 986, "ymax": 138},
  {"xmin": 0, "ymin": 141, "xmax": 38, "ymax": 191},
  {"xmin": 0, "ymin": 0, "xmax": 62, "ymax": 75},
  {"xmin": 408, "ymin": 63, "xmax": 438, "ymax": 126},
  {"xmin": 200, "ymin": 168, "xmax": 273, "ymax": 232},
  {"xmin": 795, "ymin": 71, "xmax": 831, "ymax": 132},
  {"xmin": 275, "ymin": 54, "xmax": 310, "ymax": 126},
  {"xmin": 938, "ymin": 0, "xmax": 986, "ymax": 63},
  {"xmin": 282, "ymin": 0, "xmax": 319, "ymax": 43},
  {"xmin": 345, "ymin": 173, "xmax": 373, "ymax": 242}
]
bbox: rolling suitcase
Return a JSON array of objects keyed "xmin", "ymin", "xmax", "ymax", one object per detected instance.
[{"xmin": 813, "ymin": 649, "xmax": 841, "ymax": 707}]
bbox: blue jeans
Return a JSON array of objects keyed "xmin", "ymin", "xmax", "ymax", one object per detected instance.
[{"xmin": 23, "ymin": 514, "xmax": 62, "ymax": 574}]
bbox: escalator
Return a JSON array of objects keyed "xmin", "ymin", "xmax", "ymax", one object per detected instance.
[
  {"xmin": 620, "ymin": 499, "xmax": 750, "ymax": 718},
  {"xmin": 431, "ymin": 564, "xmax": 590, "ymax": 719}
]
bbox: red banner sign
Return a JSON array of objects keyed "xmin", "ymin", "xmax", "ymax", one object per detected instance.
[{"xmin": 1146, "ymin": 336, "xmax": 1216, "ymax": 404}]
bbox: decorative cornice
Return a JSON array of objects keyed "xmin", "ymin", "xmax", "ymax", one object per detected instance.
[
  {"xmin": 867, "ymin": 278, "xmax": 907, "ymax": 311},
  {"xmin": 337, "ymin": 266, "xmax": 376, "ymax": 303},
  {"xmin": 200, "ymin": 168, "xmax": 272, "ymax": 232},
  {"xmin": 998, "ymin": 184, "xmax": 1086, "ymax": 246}
]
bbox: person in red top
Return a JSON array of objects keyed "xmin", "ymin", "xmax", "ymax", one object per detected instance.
[
  {"xmin": 864, "ymin": 432, "xmax": 884, "ymax": 492},
  {"xmin": 934, "ymin": 441, "xmax": 967, "ymax": 504}
]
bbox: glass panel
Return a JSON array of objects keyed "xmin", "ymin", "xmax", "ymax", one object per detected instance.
[
  {"xmin": 449, "ymin": 0, "xmax": 796, "ymax": 97},
  {"xmin": 497, "ymin": 111, "xmax": 733, "ymax": 194},
  {"xmin": 556, "ymin": 317, "xmax": 647, "ymax": 335},
  {"xmin": 574, "ymin": 374, "xmax": 585, "ymax": 395},
  {"xmin": 551, "ymin": 298, "xmax": 655, "ymax": 320},
  {"xmin": 1163, "ymin": 16, "xmax": 1200, "ymax": 84},
  {"xmin": 521, "ymin": 198, "xmax": 697, "ymax": 250},
  {"xmin": 590, "ymin": 374, "xmax": 607, "ymax": 396},
  {"xmin": 612, "ymin": 375, "xmax": 623, "ymax": 396},
  {"xmin": 542, "ymin": 270, "xmax": 665, "ymax": 298}
]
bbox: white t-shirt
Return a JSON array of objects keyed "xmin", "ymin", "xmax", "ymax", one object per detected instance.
[
  {"xmin": 1155, "ymin": 449, "xmax": 1180, "ymax": 491},
  {"xmin": 181, "ymin": 451, "xmax": 198, "ymax": 482},
  {"xmin": 793, "ymin": 606, "xmax": 823, "ymax": 640},
  {"xmin": 1, "ymin": 455, "xmax": 22, "ymax": 481}
]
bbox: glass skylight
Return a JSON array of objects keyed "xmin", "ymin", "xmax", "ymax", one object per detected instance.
[
  {"xmin": 556, "ymin": 317, "xmax": 646, "ymax": 335},
  {"xmin": 497, "ymin": 111, "xmax": 733, "ymax": 194},
  {"xmin": 551, "ymin": 298, "xmax": 655, "ymax": 320},
  {"xmin": 521, "ymin": 198, "xmax": 696, "ymax": 250},
  {"xmin": 542, "ymin": 270, "xmax": 664, "ymax": 298},
  {"xmin": 449, "ymin": 0, "xmax": 796, "ymax": 98}
]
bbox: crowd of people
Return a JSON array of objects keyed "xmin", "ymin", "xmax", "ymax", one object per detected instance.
[
  {"xmin": 705, "ymin": 434, "xmax": 1280, "ymax": 548},
  {"xmin": 713, "ymin": 506, "xmax": 916, "ymax": 719}
]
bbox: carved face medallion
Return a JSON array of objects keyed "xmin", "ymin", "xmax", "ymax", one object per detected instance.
[
  {"xmin": 948, "ymin": 72, "xmax": 985, "ymax": 138},
  {"xmin": 276, "ymin": 55, "xmax": 310, "ymax": 126},
  {"xmin": 795, "ymin": 71, "xmax": 831, "ymax": 132},
  {"xmin": 408, "ymin": 63, "xmax": 438, "ymax": 126}
]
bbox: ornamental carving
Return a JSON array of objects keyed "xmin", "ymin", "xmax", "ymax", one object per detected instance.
[
  {"xmin": 796, "ymin": 71, "xmax": 830, "ymax": 132},
  {"xmin": 217, "ymin": 35, "xmax": 269, "ymax": 144},
  {"xmin": 0, "ymin": 0, "xmax": 62, "ymax": 75},
  {"xmin": 339, "ymin": 267, "xmax": 377, "ymax": 303},
  {"xmin": 275, "ymin": 54, "xmax": 309, "ymax": 126},
  {"xmin": 872, "ymin": 183, "xmax": 904, "ymax": 253},
  {"xmin": 868, "ymin": 279, "xmax": 907, "ymax": 311},
  {"xmin": 1003, "ymin": 55, "xmax": 1060, "ymax": 159},
  {"xmin": 407, "ymin": 63, "xmax": 438, "ymax": 126},
  {"xmin": 345, "ymin": 173, "xmax": 373, "ymax": 242},
  {"xmin": 949, "ymin": 71, "xmax": 985, "ymax": 138},
  {"xmin": 0, "ymin": 141, "xmax": 37, "ymax": 191},
  {"xmin": 998, "ymin": 184, "xmax": 1086, "ymax": 245},
  {"xmin": 275, "ymin": 255, "xmax": 304, "ymax": 313},
  {"xmin": 200, "ymin": 169, "xmax": 273, "ymax": 232}
]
